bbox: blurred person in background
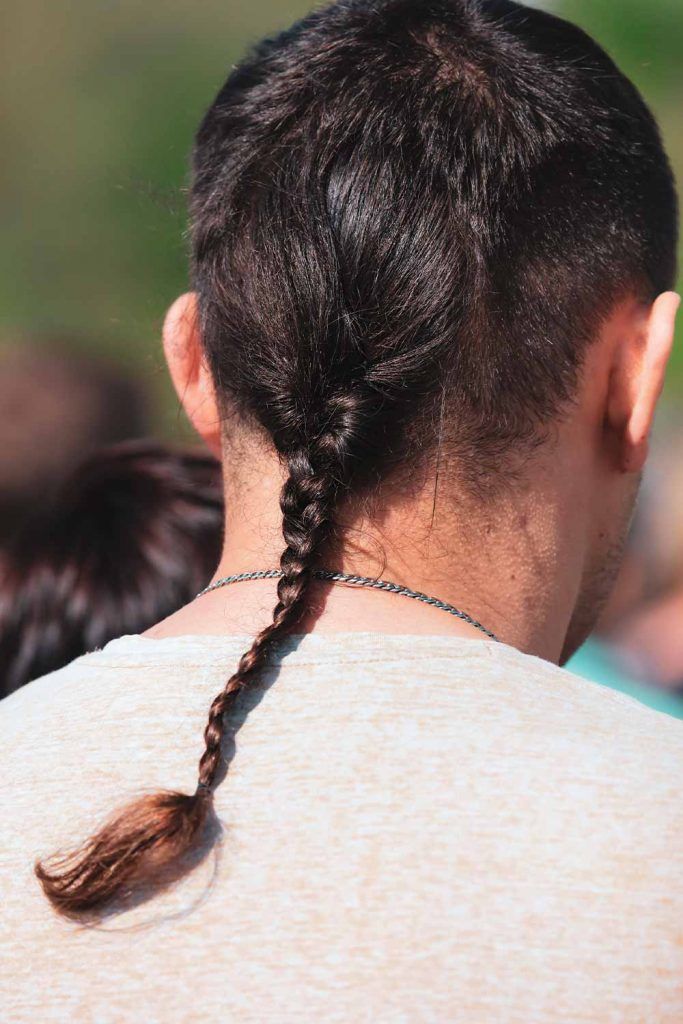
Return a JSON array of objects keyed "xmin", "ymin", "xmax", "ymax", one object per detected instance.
[
  {"xmin": 1, "ymin": 1, "xmax": 683, "ymax": 1021},
  {"xmin": 617, "ymin": 585, "xmax": 683, "ymax": 692},
  {"xmin": 0, "ymin": 440, "xmax": 223, "ymax": 696},
  {"xmin": 0, "ymin": 338, "xmax": 149, "ymax": 545}
]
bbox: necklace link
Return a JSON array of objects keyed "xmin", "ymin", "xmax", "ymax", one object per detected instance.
[{"xmin": 196, "ymin": 568, "xmax": 499, "ymax": 643}]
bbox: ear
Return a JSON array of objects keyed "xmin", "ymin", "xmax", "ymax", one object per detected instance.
[
  {"xmin": 605, "ymin": 291, "xmax": 680, "ymax": 474},
  {"xmin": 162, "ymin": 292, "xmax": 222, "ymax": 457}
]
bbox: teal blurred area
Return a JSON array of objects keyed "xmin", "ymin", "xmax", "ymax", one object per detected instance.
[
  {"xmin": 1, "ymin": 0, "xmax": 682, "ymax": 437},
  {"xmin": 567, "ymin": 638, "xmax": 683, "ymax": 721}
]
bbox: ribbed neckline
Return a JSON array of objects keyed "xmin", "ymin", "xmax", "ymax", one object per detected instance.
[{"xmin": 96, "ymin": 630, "xmax": 548, "ymax": 671}]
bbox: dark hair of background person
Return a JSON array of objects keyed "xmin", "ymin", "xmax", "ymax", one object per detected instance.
[
  {"xmin": 34, "ymin": 0, "xmax": 678, "ymax": 919},
  {"xmin": 0, "ymin": 339, "xmax": 150, "ymax": 545},
  {"xmin": 0, "ymin": 440, "xmax": 223, "ymax": 698}
]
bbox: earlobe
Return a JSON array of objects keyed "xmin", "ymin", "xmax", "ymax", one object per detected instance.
[
  {"xmin": 622, "ymin": 290, "xmax": 680, "ymax": 472},
  {"xmin": 162, "ymin": 292, "xmax": 222, "ymax": 456}
]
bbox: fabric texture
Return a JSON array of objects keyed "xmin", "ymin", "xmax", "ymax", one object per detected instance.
[{"xmin": 2, "ymin": 630, "xmax": 683, "ymax": 1023}]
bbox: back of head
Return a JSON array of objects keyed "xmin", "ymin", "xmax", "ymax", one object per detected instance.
[
  {"xmin": 192, "ymin": 0, "xmax": 677, "ymax": 492},
  {"xmin": 0, "ymin": 441, "xmax": 223, "ymax": 697},
  {"xmin": 34, "ymin": 0, "xmax": 679, "ymax": 921}
]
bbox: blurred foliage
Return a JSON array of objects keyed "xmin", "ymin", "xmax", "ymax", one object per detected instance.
[{"xmin": 1, "ymin": 0, "xmax": 681, "ymax": 434}]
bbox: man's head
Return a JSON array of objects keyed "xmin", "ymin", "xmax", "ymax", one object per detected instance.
[{"xmin": 166, "ymin": 0, "xmax": 679, "ymax": 658}]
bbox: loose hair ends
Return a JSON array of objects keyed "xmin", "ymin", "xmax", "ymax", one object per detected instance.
[{"xmin": 34, "ymin": 788, "xmax": 214, "ymax": 920}]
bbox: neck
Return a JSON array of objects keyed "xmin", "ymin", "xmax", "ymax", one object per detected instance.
[{"xmin": 145, "ymin": 445, "xmax": 588, "ymax": 665}]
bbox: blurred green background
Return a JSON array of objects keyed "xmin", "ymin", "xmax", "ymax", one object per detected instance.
[{"xmin": 2, "ymin": 0, "xmax": 682, "ymax": 434}]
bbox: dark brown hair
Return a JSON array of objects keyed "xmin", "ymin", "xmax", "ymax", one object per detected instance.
[
  {"xmin": 0, "ymin": 440, "xmax": 223, "ymax": 697},
  {"xmin": 35, "ymin": 0, "xmax": 678, "ymax": 918}
]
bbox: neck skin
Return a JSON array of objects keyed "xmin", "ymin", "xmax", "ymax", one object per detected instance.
[
  {"xmin": 146, "ymin": 421, "xmax": 595, "ymax": 665},
  {"xmin": 147, "ymin": 290, "xmax": 679, "ymax": 663}
]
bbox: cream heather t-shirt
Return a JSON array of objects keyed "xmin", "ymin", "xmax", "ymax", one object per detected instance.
[{"xmin": 2, "ymin": 630, "xmax": 683, "ymax": 1023}]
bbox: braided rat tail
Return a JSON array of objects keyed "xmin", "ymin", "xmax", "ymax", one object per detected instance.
[
  {"xmin": 34, "ymin": 436, "xmax": 345, "ymax": 920},
  {"xmin": 196, "ymin": 445, "xmax": 339, "ymax": 789}
]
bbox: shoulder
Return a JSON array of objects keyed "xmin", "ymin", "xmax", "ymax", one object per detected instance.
[
  {"xmin": 0, "ymin": 638, "xmax": 177, "ymax": 754},
  {"xmin": 4, "ymin": 630, "xmax": 683, "ymax": 770},
  {"xmin": 0, "ymin": 633, "xmax": 223, "ymax": 725},
  {"xmin": 424, "ymin": 636, "xmax": 683, "ymax": 770},
  {"xmin": 494, "ymin": 644, "xmax": 683, "ymax": 807},
  {"xmin": 504, "ymin": 640, "xmax": 683, "ymax": 734},
  {"xmin": 0, "ymin": 635, "xmax": 239, "ymax": 788},
  {"xmin": 0, "ymin": 648, "xmax": 107, "ymax": 736}
]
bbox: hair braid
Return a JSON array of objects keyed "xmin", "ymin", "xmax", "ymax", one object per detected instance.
[
  {"xmin": 35, "ymin": 438, "xmax": 344, "ymax": 919},
  {"xmin": 196, "ymin": 446, "xmax": 339, "ymax": 789}
]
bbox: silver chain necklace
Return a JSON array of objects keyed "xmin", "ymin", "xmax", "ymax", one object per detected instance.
[{"xmin": 196, "ymin": 568, "xmax": 500, "ymax": 642}]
